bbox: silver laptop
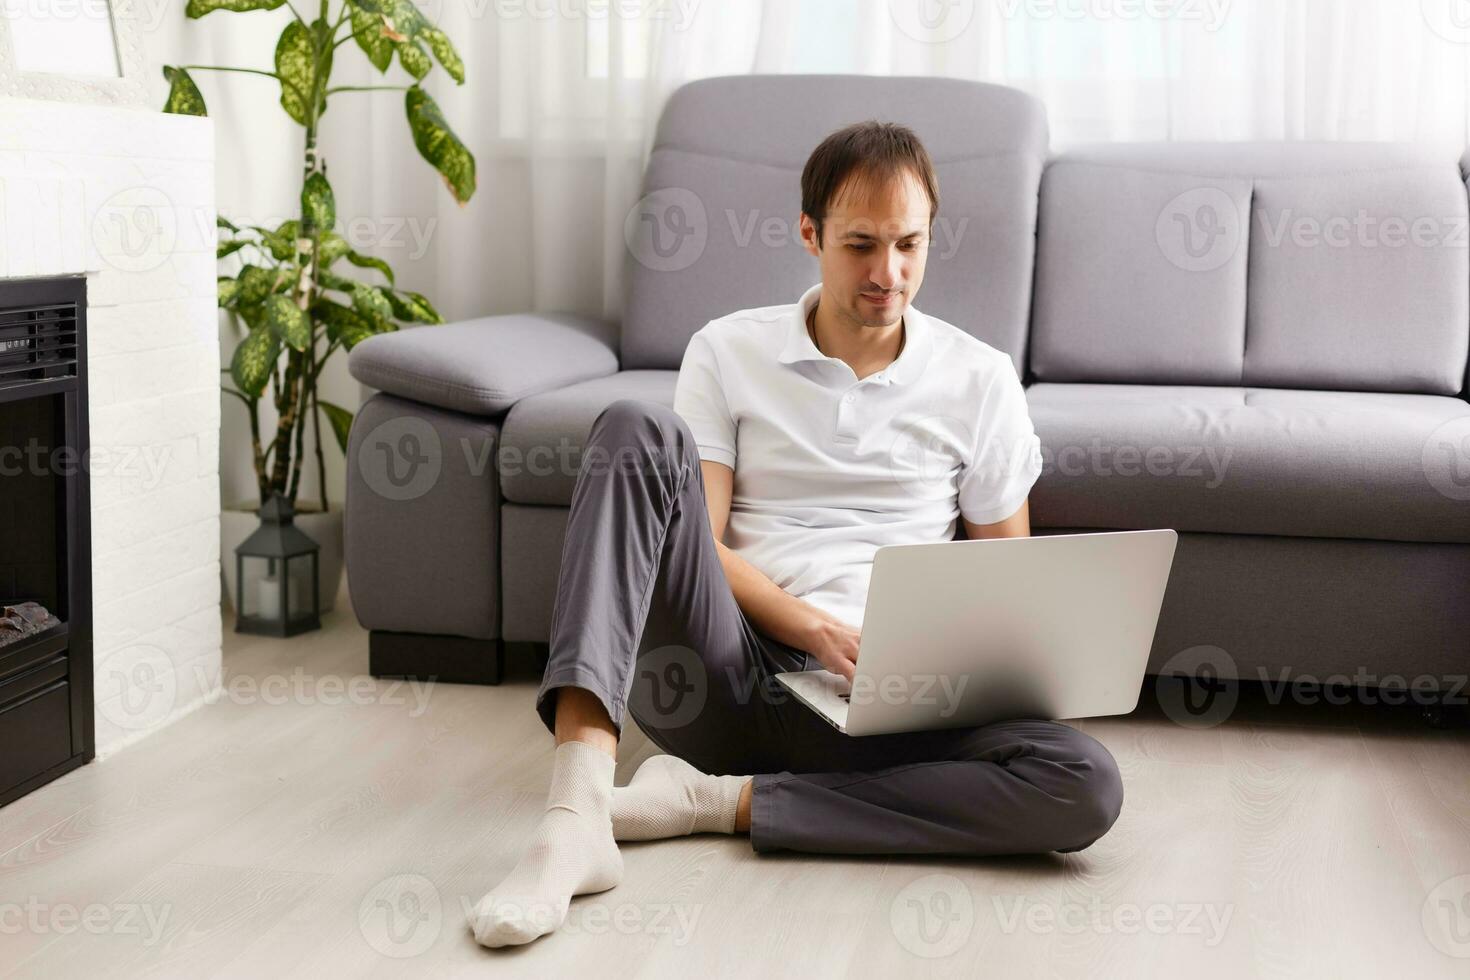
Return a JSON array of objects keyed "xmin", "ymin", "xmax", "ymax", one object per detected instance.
[{"xmin": 774, "ymin": 529, "xmax": 1178, "ymax": 736}]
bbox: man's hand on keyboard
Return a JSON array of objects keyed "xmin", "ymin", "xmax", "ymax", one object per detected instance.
[{"xmin": 799, "ymin": 608, "xmax": 861, "ymax": 684}]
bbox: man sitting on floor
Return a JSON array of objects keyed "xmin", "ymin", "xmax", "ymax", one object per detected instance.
[{"xmin": 471, "ymin": 120, "xmax": 1125, "ymax": 948}]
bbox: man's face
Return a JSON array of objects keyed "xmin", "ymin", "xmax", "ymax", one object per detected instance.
[{"xmin": 800, "ymin": 169, "xmax": 932, "ymax": 331}]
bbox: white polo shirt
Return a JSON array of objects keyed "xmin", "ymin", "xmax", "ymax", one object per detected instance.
[{"xmin": 673, "ymin": 281, "xmax": 1044, "ymax": 629}]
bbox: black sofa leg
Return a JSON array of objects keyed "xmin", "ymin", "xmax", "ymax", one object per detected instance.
[{"xmin": 369, "ymin": 630, "xmax": 504, "ymax": 685}]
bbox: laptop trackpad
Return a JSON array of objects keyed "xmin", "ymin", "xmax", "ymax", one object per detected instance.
[{"xmin": 777, "ymin": 670, "xmax": 851, "ymax": 729}]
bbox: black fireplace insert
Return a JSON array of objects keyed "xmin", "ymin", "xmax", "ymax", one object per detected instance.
[{"xmin": 0, "ymin": 275, "xmax": 95, "ymax": 807}]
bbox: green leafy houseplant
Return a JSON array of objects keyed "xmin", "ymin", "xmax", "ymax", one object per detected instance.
[{"xmin": 162, "ymin": 0, "xmax": 475, "ymax": 515}]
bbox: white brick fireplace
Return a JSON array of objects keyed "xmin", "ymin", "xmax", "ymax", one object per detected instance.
[{"xmin": 1, "ymin": 97, "xmax": 222, "ymax": 759}]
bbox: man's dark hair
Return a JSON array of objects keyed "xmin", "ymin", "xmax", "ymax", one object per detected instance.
[{"xmin": 800, "ymin": 120, "xmax": 940, "ymax": 248}]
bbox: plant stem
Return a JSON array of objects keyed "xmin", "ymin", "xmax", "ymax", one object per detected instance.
[
  {"xmin": 288, "ymin": 352, "xmax": 309, "ymax": 503},
  {"xmin": 279, "ymin": 17, "xmax": 334, "ymax": 508},
  {"xmin": 271, "ymin": 129, "xmax": 318, "ymax": 504},
  {"xmin": 333, "ymin": 27, "xmax": 371, "ymax": 51},
  {"xmin": 312, "ymin": 379, "xmax": 327, "ymax": 513},
  {"xmin": 271, "ymin": 354, "xmax": 301, "ymax": 503},
  {"xmin": 180, "ymin": 65, "xmax": 310, "ymax": 112},
  {"xmin": 248, "ymin": 394, "xmax": 268, "ymax": 505},
  {"xmin": 325, "ymin": 85, "xmax": 411, "ymax": 94},
  {"xmin": 180, "ymin": 64, "xmax": 278, "ymax": 80}
]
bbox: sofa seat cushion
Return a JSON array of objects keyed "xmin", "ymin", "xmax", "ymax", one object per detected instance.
[
  {"xmin": 1027, "ymin": 383, "xmax": 1470, "ymax": 544},
  {"xmin": 499, "ymin": 370, "xmax": 678, "ymax": 504}
]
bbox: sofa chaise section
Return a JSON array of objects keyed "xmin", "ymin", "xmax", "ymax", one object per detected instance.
[
  {"xmin": 344, "ymin": 311, "xmax": 620, "ymax": 683},
  {"xmin": 1026, "ymin": 141, "xmax": 1470, "ymax": 687}
]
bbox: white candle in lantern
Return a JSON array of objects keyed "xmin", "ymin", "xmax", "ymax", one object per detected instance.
[{"xmin": 257, "ymin": 572, "xmax": 281, "ymax": 621}]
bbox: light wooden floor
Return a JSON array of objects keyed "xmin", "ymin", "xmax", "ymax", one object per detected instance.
[{"xmin": 3, "ymin": 579, "xmax": 1469, "ymax": 979}]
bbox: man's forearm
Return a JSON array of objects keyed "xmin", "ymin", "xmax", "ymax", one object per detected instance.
[{"xmin": 713, "ymin": 539, "xmax": 822, "ymax": 651}]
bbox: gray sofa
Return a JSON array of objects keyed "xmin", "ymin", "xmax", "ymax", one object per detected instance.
[{"xmin": 344, "ymin": 75, "xmax": 1470, "ymax": 699}]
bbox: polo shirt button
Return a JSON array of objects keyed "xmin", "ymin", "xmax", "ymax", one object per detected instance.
[{"xmin": 843, "ymin": 393, "xmax": 854, "ymax": 402}]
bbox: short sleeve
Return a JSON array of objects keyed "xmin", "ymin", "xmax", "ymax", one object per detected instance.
[
  {"xmin": 957, "ymin": 360, "xmax": 1043, "ymax": 525},
  {"xmin": 673, "ymin": 329, "xmax": 737, "ymax": 468}
]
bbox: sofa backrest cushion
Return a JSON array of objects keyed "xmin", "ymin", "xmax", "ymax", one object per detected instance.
[
  {"xmin": 620, "ymin": 75, "xmax": 1049, "ymax": 376},
  {"xmin": 1030, "ymin": 143, "xmax": 1470, "ymax": 395}
]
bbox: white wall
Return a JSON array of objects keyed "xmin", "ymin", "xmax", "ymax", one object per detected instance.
[{"xmin": 0, "ymin": 98, "xmax": 222, "ymax": 759}]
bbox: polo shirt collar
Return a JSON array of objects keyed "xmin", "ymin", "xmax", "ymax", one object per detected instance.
[{"xmin": 777, "ymin": 282, "xmax": 931, "ymax": 386}]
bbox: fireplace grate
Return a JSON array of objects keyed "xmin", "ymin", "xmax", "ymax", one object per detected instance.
[{"xmin": 0, "ymin": 301, "xmax": 81, "ymax": 391}]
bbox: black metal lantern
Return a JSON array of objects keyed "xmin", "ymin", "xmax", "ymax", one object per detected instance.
[{"xmin": 234, "ymin": 492, "xmax": 321, "ymax": 636}]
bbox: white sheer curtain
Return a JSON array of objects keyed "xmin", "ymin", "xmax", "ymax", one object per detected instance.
[
  {"xmin": 164, "ymin": 0, "xmax": 1470, "ymax": 504},
  {"xmin": 324, "ymin": 0, "xmax": 1470, "ymax": 327}
]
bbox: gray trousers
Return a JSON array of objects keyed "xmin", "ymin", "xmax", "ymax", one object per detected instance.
[{"xmin": 534, "ymin": 400, "xmax": 1125, "ymax": 856}]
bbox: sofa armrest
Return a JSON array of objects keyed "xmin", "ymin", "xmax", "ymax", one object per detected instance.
[{"xmin": 348, "ymin": 312, "xmax": 620, "ymax": 416}]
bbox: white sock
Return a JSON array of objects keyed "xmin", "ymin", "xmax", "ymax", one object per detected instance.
[
  {"xmin": 610, "ymin": 754, "xmax": 749, "ymax": 840},
  {"xmin": 470, "ymin": 740, "xmax": 623, "ymax": 947}
]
